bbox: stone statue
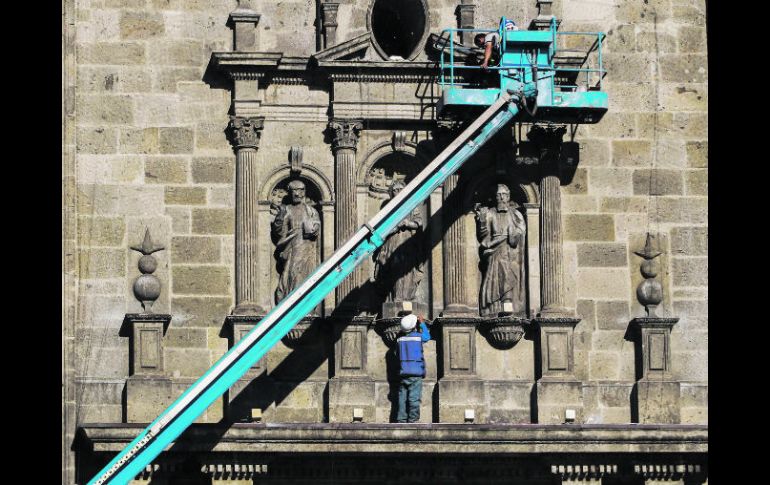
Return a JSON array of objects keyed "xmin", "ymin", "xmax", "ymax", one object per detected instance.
[
  {"xmin": 272, "ymin": 180, "xmax": 321, "ymax": 305},
  {"xmin": 373, "ymin": 180, "xmax": 425, "ymax": 304},
  {"xmin": 474, "ymin": 184, "xmax": 526, "ymax": 316}
]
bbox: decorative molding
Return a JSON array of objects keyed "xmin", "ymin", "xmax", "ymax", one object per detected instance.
[
  {"xmin": 633, "ymin": 463, "xmax": 705, "ymax": 480},
  {"xmin": 329, "ymin": 119, "xmax": 363, "ymax": 151},
  {"xmin": 330, "ymin": 72, "xmax": 438, "ymax": 83},
  {"xmin": 480, "ymin": 317, "xmax": 530, "ymax": 350},
  {"xmin": 551, "ymin": 464, "xmax": 617, "ymax": 480},
  {"xmin": 201, "ymin": 462, "xmax": 268, "ymax": 479},
  {"xmin": 229, "ymin": 71, "xmax": 265, "ymax": 81},
  {"xmin": 227, "ymin": 116, "xmax": 265, "ymax": 150}
]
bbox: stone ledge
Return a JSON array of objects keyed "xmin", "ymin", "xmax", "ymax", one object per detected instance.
[{"xmin": 78, "ymin": 423, "xmax": 707, "ymax": 454}]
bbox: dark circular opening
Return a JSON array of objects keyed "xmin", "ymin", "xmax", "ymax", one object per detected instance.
[{"xmin": 371, "ymin": 0, "xmax": 427, "ymax": 59}]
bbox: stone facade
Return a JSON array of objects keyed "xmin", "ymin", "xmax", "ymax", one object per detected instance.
[{"xmin": 64, "ymin": 0, "xmax": 707, "ymax": 483}]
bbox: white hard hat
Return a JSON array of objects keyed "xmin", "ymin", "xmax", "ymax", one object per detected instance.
[{"xmin": 400, "ymin": 314, "xmax": 418, "ymax": 332}]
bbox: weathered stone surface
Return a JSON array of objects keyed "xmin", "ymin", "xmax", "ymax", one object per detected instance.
[
  {"xmin": 586, "ymin": 112, "xmax": 636, "ymax": 139},
  {"xmin": 637, "ymin": 112, "xmax": 707, "ymax": 139},
  {"xmin": 166, "ymin": 207, "xmax": 191, "ymax": 233},
  {"xmin": 172, "ymin": 265, "xmax": 231, "ymax": 295},
  {"xmin": 77, "ymin": 94, "xmax": 134, "ymax": 124},
  {"xmin": 562, "ymin": 168, "xmax": 588, "ymax": 194},
  {"xmin": 77, "ymin": 127, "xmax": 117, "ymax": 154},
  {"xmin": 678, "ymin": 26, "xmax": 707, "ymax": 53},
  {"xmin": 659, "ymin": 83, "xmax": 708, "ymax": 112},
  {"xmin": 577, "ymin": 243, "xmax": 628, "ymax": 267},
  {"xmin": 637, "ymin": 380, "xmax": 681, "ymax": 424},
  {"xmin": 686, "ymin": 141, "xmax": 708, "ymax": 168},
  {"xmin": 588, "ymin": 168, "xmax": 633, "ymax": 196},
  {"xmin": 165, "ymin": 186, "xmax": 207, "ymax": 205},
  {"xmin": 685, "ymin": 170, "xmax": 707, "ymax": 196},
  {"xmin": 164, "ymin": 327, "xmax": 208, "ymax": 349},
  {"xmin": 607, "ymin": 24, "xmax": 636, "ymax": 53},
  {"xmin": 154, "ymin": 67, "xmax": 201, "ymax": 93},
  {"xmin": 612, "ymin": 140, "xmax": 652, "ymax": 167},
  {"xmin": 603, "ymin": 53, "xmax": 653, "ymax": 84},
  {"xmin": 562, "ymin": 195, "xmax": 597, "ymax": 213},
  {"xmin": 649, "ymin": 197, "xmax": 707, "ymax": 224},
  {"xmin": 119, "ymin": 128, "xmax": 159, "ymax": 154},
  {"xmin": 672, "ymin": 4, "xmax": 706, "ymax": 25},
  {"xmin": 636, "ymin": 32, "xmax": 676, "ymax": 53},
  {"xmin": 564, "ymin": 214, "xmax": 615, "ymax": 241},
  {"xmin": 77, "ymin": 156, "xmax": 144, "ymax": 184},
  {"xmin": 159, "ymin": 127, "xmax": 194, "ymax": 153},
  {"xmin": 577, "ymin": 139, "xmax": 611, "ymax": 166},
  {"xmin": 171, "ymin": 296, "xmax": 232, "ymax": 327},
  {"xmin": 632, "ymin": 169, "xmax": 684, "ymax": 195},
  {"xmin": 596, "ymin": 301, "xmax": 630, "ymax": 331},
  {"xmin": 576, "ymin": 269, "xmax": 630, "ymax": 299},
  {"xmin": 195, "ymin": 123, "xmax": 230, "ymax": 150},
  {"xmin": 79, "ymin": 248, "xmax": 125, "ymax": 278},
  {"xmin": 599, "ymin": 196, "xmax": 648, "ymax": 213},
  {"xmin": 660, "ymin": 55, "xmax": 707, "ymax": 83},
  {"xmin": 171, "ymin": 236, "xmax": 221, "ymax": 263},
  {"xmin": 79, "ymin": 42, "xmax": 146, "ymax": 65},
  {"xmin": 145, "ymin": 157, "xmax": 189, "ymax": 184},
  {"xmin": 78, "ymin": 217, "xmax": 125, "ymax": 247},
  {"xmin": 192, "ymin": 208, "xmax": 234, "ymax": 234},
  {"xmin": 166, "ymin": 348, "xmax": 212, "ymax": 378},
  {"xmin": 148, "ymin": 40, "xmax": 204, "ymax": 66},
  {"xmin": 616, "ymin": 0, "xmax": 671, "ymax": 23},
  {"xmin": 120, "ymin": 11, "xmax": 165, "ymax": 40},
  {"xmin": 603, "ymin": 82, "xmax": 656, "ymax": 112},
  {"xmin": 192, "ymin": 157, "xmax": 234, "ymax": 183},
  {"xmin": 670, "ymin": 226, "xmax": 707, "ymax": 256},
  {"xmin": 589, "ymin": 351, "xmax": 620, "ymax": 380},
  {"xmin": 672, "ymin": 257, "xmax": 708, "ymax": 287}
]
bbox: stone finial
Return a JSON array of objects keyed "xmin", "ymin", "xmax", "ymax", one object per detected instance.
[
  {"xmin": 130, "ymin": 228, "xmax": 165, "ymax": 313},
  {"xmin": 289, "ymin": 146, "xmax": 303, "ymax": 175},
  {"xmin": 227, "ymin": 116, "xmax": 264, "ymax": 150},
  {"xmin": 634, "ymin": 233, "xmax": 664, "ymax": 317},
  {"xmin": 329, "ymin": 119, "xmax": 363, "ymax": 151}
]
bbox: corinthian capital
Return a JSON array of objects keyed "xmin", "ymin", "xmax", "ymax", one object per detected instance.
[
  {"xmin": 329, "ymin": 119, "xmax": 363, "ymax": 151},
  {"xmin": 227, "ymin": 116, "xmax": 265, "ymax": 150}
]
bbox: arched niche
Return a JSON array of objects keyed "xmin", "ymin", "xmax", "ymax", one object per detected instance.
[
  {"xmin": 256, "ymin": 166, "xmax": 335, "ymax": 314},
  {"xmin": 367, "ymin": 0, "xmax": 431, "ymax": 61},
  {"xmin": 458, "ymin": 170, "xmax": 541, "ymax": 318},
  {"xmin": 357, "ymin": 143, "xmax": 433, "ymax": 317}
]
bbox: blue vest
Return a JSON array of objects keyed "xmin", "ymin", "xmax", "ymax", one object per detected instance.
[{"xmin": 397, "ymin": 332, "xmax": 426, "ymax": 377}]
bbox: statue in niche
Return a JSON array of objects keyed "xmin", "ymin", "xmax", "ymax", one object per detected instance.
[
  {"xmin": 271, "ymin": 180, "xmax": 321, "ymax": 307},
  {"xmin": 474, "ymin": 184, "xmax": 526, "ymax": 316},
  {"xmin": 373, "ymin": 179, "xmax": 425, "ymax": 308}
]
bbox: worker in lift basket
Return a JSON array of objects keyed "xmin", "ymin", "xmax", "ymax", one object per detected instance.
[
  {"xmin": 473, "ymin": 19, "xmax": 518, "ymax": 70},
  {"xmin": 395, "ymin": 314, "xmax": 431, "ymax": 423}
]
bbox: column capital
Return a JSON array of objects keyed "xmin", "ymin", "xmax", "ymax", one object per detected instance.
[
  {"xmin": 227, "ymin": 116, "xmax": 265, "ymax": 150},
  {"xmin": 329, "ymin": 119, "xmax": 363, "ymax": 151}
]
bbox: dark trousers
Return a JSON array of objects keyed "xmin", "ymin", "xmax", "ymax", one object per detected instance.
[{"xmin": 396, "ymin": 376, "xmax": 422, "ymax": 423}]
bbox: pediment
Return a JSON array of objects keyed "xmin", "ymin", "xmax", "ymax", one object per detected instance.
[{"xmin": 313, "ymin": 32, "xmax": 372, "ymax": 62}]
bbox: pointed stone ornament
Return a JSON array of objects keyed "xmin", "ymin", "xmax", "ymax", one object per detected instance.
[
  {"xmin": 130, "ymin": 228, "xmax": 165, "ymax": 312},
  {"xmin": 634, "ymin": 233, "xmax": 663, "ymax": 317}
]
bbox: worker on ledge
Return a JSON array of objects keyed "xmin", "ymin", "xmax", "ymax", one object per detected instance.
[{"xmin": 473, "ymin": 18, "xmax": 518, "ymax": 70}]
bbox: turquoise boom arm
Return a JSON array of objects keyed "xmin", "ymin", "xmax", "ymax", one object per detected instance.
[{"xmin": 89, "ymin": 91, "xmax": 523, "ymax": 485}]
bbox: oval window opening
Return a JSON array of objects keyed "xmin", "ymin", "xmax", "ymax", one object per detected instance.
[{"xmin": 371, "ymin": 0, "xmax": 427, "ymax": 59}]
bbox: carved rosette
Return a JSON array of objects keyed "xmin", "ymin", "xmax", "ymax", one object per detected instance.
[
  {"xmin": 481, "ymin": 317, "xmax": 529, "ymax": 349},
  {"xmin": 329, "ymin": 119, "xmax": 363, "ymax": 151},
  {"xmin": 228, "ymin": 116, "xmax": 264, "ymax": 150}
]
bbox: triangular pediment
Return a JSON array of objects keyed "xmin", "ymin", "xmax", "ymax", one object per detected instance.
[{"xmin": 313, "ymin": 32, "xmax": 372, "ymax": 62}]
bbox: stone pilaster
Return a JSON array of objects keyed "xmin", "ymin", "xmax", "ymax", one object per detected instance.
[
  {"xmin": 530, "ymin": 0, "xmax": 561, "ymax": 31},
  {"xmin": 228, "ymin": 116, "xmax": 265, "ymax": 315},
  {"xmin": 328, "ymin": 316, "xmax": 376, "ymax": 423},
  {"xmin": 434, "ymin": 317, "xmax": 486, "ymax": 422},
  {"xmin": 228, "ymin": 1, "xmax": 261, "ymax": 52},
  {"xmin": 529, "ymin": 124, "xmax": 569, "ymax": 316},
  {"xmin": 222, "ymin": 315, "xmax": 272, "ymax": 422},
  {"xmin": 321, "ymin": 2, "xmax": 339, "ymax": 49},
  {"xmin": 456, "ymin": 1, "xmax": 477, "ymax": 45},
  {"xmin": 329, "ymin": 119, "xmax": 363, "ymax": 313}
]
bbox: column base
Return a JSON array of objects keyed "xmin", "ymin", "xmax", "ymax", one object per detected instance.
[
  {"xmin": 231, "ymin": 302, "xmax": 268, "ymax": 316},
  {"xmin": 440, "ymin": 304, "xmax": 478, "ymax": 317},
  {"xmin": 328, "ymin": 377, "xmax": 376, "ymax": 423},
  {"xmin": 437, "ymin": 377, "xmax": 487, "ymax": 423}
]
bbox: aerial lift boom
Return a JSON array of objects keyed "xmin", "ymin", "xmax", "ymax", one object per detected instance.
[{"xmin": 89, "ymin": 17, "xmax": 606, "ymax": 484}]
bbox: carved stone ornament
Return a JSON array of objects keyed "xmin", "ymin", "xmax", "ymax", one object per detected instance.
[
  {"xmin": 634, "ymin": 233, "xmax": 664, "ymax": 316},
  {"xmin": 480, "ymin": 316, "xmax": 529, "ymax": 349},
  {"xmin": 329, "ymin": 119, "xmax": 363, "ymax": 151},
  {"xmin": 130, "ymin": 228, "xmax": 165, "ymax": 313},
  {"xmin": 281, "ymin": 317, "xmax": 319, "ymax": 347},
  {"xmin": 374, "ymin": 317, "xmax": 402, "ymax": 347},
  {"xmin": 228, "ymin": 116, "xmax": 264, "ymax": 149},
  {"xmin": 289, "ymin": 146, "xmax": 303, "ymax": 175}
]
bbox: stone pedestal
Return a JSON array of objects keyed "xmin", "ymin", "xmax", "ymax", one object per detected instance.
[
  {"xmin": 435, "ymin": 317, "xmax": 486, "ymax": 422},
  {"xmin": 382, "ymin": 300, "xmax": 428, "ymax": 319},
  {"xmin": 124, "ymin": 314, "xmax": 173, "ymax": 423},
  {"xmin": 329, "ymin": 316, "xmax": 375, "ymax": 422},
  {"xmin": 631, "ymin": 317, "xmax": 681, "ymax": 424},
  {"xmin": 534, "ymin": 316, "xmax": 584, "ymax": 424},
  {"xmin": 456, "ymin": 1, "xmax": 477, "ymax": 46},
  {"xmin": 223, "ymin": 315, "xmax": 273, "ymax": 422}
]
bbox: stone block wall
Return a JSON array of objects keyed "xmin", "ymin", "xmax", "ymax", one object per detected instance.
[{"xmin": 63, "ymin": 1, "xmax": 707, "ymax": 480}]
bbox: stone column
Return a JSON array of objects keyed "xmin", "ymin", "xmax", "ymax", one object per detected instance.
[
  {"xmin": 329, "ymin": 119, "xmax": 363, "ymax": 313},
  {"xmin": 529, "ymin": 124, "xmax": 568, "ymax": 315},
  {"xmin": 435, "ymin": 121, "xmax": 474, "ymax": 316},
  {"xmin": 321, "ymin": 2, "xmax": 340, "ymax": 48},
  {"xmin": 228, "ymin": 116, "xmax": 265, "ymax": 315}
]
